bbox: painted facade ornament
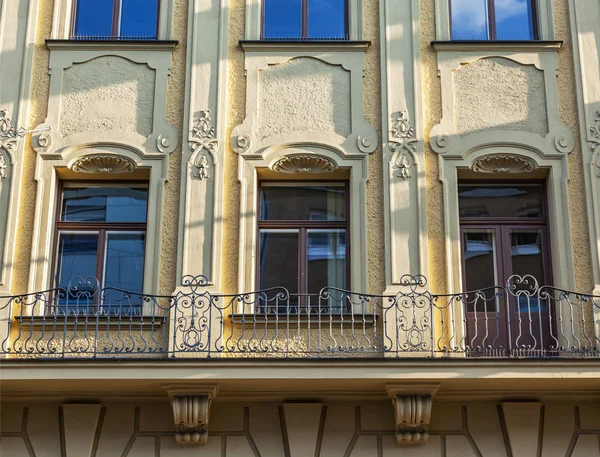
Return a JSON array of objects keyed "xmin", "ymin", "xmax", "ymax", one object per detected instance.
[
  {"xmin": 0, "ymin": 109, "xmax": 21, "ymax": 156},
  {"xmin": 194, "ymin": 153, "xmax": 211, "ymax": 180},
  {"xmin": 190, "ymin": 110, "xmax": 218, "ymax": 179},
  {"xmin": 471, "ymin": 154, "xmax": 537, "ymax": 174},
  {"xmin": 271, "ymin": 154, "xmax": 337, "ymax": 173},
  {"xmin": 70, "ymin": 154, "xmax": 137, "ymax": 174},
  {"xmin": 389, "ymin": 111, "xmax": 417, "ymax": 179}
]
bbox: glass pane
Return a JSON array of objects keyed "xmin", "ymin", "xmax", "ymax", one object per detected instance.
[
  {"xmin": 463, "ymin": 230, "xmax": 499, "ymax": 312},
  {"xmin": 451, "ymin": 0, "xmax": 489, "ymax": 40},
  {"xmin": 259, "ymin": 230, "xmax": 299, "ymax": 294},
  {"xmin": 458, "ymin": 185, "xmax": 544, "ymax": 218},
  {"xmin": 308, "ymin": 0, "xmax": 347, "ymax": 39},
  {"xmin": 103, "ymin": 233, "xmax": 145, "ymax": 311},
  {"xmin": 307, "ymin": 229, "xmax": 347, "ymax": 295},
  {"xmin": 495, "ymin": 0, "xmax": 535, "ymax": 40},
  {"xmin": 62, "ymin": 187, "xmax": 148, "ymax": 223},
  {"xmin": 120, "ymin": 0, "xmax": 159, "ymax": 39},
  {"xmin": 263, "ymin": 0, "xmax": 302, "ymax": 39},
  {"xmin": 56, "ymin": 233, "xmax": 99, "ymax": 309},
  {"xmin": 260, "ymin": 185, "xmax": 346, "ymax": 221},
  {"xmin": 510, "ymin": 229, "xmax": 547, "ymax": 312},
  {"xmin": 73, "ymin": 0, "xmax": 114, "ymax": 38}
]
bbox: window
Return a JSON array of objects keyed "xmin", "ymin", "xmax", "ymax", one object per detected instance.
[
  {"xmin": 450, "ymin": 0, "xmax": 537, "ymax": 40},
  {"xmin": 258, "ymin": 183, "xmax": 349, "ymax": 305},
  {"xmin": 459, "ymin": 183, "xmax": 552, "ymax": 351},
  {"xmin": 71, "ymin": 0, "xmax": 159, "ymax": 39},
  {"xmin": 53, "ymin": 185, "xmax": 148, "ymax": 313},
  {"xmin": 262, "ymin": 0, "xmax": 348, "ymax": 40}
]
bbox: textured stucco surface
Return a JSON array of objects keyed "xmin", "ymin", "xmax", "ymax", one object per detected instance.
[
  {"xmin": 453, "ymin": 57, "xmax": 548, "ymax": 136},
  {"xmin": 59, "ymin": 56, "xmax": 156, "ymax": 137},
  {"xmin": 258, "ymin": 57, "xmax": 351, "ymax": 139},
  {"xmin": 421, "ymin": 0, "xmax": 446, "ymax": 294}
]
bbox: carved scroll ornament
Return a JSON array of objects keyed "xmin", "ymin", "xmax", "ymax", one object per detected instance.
[
  {"xmin": 271, "ymin": 154, "xmax": 337, "ymax": 173},
  {"xmin": 471, "ymin": 154, "xmax": 537, "ymax": 174},
  {"xmin": 190, "ymin": 110, "xmax": 218, "ymax": 180},
  {"xmin": 389, "ymin": 111, "xmax": 417, "ymax": 179}
]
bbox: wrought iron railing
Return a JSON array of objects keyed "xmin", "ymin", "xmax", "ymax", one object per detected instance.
[{"xmin": 0, "ymin": 275, "xmax": 598, "ymax": 359}]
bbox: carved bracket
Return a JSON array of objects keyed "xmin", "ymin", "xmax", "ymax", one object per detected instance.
[
  {"xmin": 190, "ymin": 110, "xmax": 218, "ymax": 180},
  {"xmin": 389, "ymin": 111, "xmax": 417, "ymax": 179},
  {"xmin": 271, "ymin": 154, "xmax": 337, "ymax": 173},
  {"xmin": 386, "ymin": 384, "xmax": 439, "ymax": 445},
  {"xmin": 164, "ymin": 384, "xmax": 218, "ymax": 445},
  {"xmin": 471, "ymin": 154, "xmax": 537, "ymax": 174}
]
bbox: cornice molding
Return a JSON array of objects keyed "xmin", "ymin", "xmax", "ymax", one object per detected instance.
[
  {"xmin": 45, "ymin": 39, "xmax": 179, "ymax": 52},
  {"xmin": 240, "ymin": 40, "xmax": 371, "ymax": 53},
  {"xmin": 431, "ymin": 40, "xmax": 562, "ymax": 53}
]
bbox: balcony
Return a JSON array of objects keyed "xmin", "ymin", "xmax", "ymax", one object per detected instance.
[{"xmin": 0, "ymin": 275, "xmax": 598, "ymax": 359}]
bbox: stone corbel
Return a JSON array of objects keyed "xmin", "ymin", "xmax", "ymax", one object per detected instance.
[
  {"xmin": 386, "ymin": 383, "xmax": 440, "ymax": 445},
  {"xmin": 163, "ymin": 384, "xmax": 219, "ymax": 445}
]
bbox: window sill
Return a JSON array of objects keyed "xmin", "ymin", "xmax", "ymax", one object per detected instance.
[
  {"xmin": 431, "ymin": 40, "xmax": 562, "ymax": 53},
  {"xmin": 230, "ymin": 314, "xmax": 377, "ymax": 329},
  {"xmin": 45, "ymin": 39, "xmax": 179, "ymax": 52},
  {"xmin": 240, "ymin": 40, "xmax": 370, "ymax": 53}
]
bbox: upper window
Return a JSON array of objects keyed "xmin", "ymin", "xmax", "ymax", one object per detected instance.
[
  {"xmin": 450, "ymin": 0, "xmax": 537, "ymax": 40},
  {"xmin": 258, "ymin": 183, "xmax": 349, "ymax": 301},
  {"xmin": 262, "ymin": 0, "xmax": 348, "ymax": 40},
  {"xmin": 54, "ymin": 185, "xmax": 148, "ymax": 312},
  {"xmin": 71, "ymin": 0, "xmax": 159, "ymax": 40}
]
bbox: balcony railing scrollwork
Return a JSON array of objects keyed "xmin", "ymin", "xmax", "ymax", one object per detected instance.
[{"xmin": 0, "ymin": 275, "xmax": 598, "ymax": 359}]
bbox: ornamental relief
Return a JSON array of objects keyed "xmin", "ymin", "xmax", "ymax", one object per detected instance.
[
  {"xmin": 270, "ymin": 154, "xmax": 337, "ymax": 173},
  {"xmin": 389, "ymin": 111, "xmax": 417, "ymax": 180},
  {"xmin": 70, "ymin": 154, "xmax": 137, "ymax": 174},
  {"xmin": 189, "ymin": 110, "xmax": 218, "ymax": 180},
  {"xmin": 471, "ymin": 154, "xmax": 537, "ymax": 174}
]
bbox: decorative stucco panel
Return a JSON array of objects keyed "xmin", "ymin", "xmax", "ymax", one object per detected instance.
[
  {"xmin": 59, "ymin": 56, "xmax": 155, "ymax": 137},
  {"xmin": 454, "ymin": 58, "xmax": 548, "ymax": 136},
  {"xmin": 258, "ymin": 58, "xmax": 351, "ymax": 139}
]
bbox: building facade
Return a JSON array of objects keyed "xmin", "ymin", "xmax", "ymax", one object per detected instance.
[{"xmin": 1, "ymin": 0, "xmax": 599, "ymax": 455}]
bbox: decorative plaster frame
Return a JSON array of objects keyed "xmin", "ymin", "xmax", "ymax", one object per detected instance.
[
  {"xmin": 0, "ymin": 0, "xmax": 42, "ymax": 297},
  {"xmin": 244, "ymin": 0, "xmax": 364, "ymax": 40},
  {"xmin": 51, "ymin": 0, "xmax": 175, "ymax": 40},
  {"xmin": 177, "ymin": 0, "xmax": 229, "ymax": 292},
  {"xmin": 380, "ymin": 0, "xmax": 428, "ymax": 292},
  {"xmin": 232, "ymin": 42, "xmax": 377, "ymax": 158},
  {"xmin": 434, "ymin": 0, "xmax": 555, "ymax": 41},
  {"xmin": 231, "ymin": 42, "xmax": 376, "ymax": 295},
  {"xmin": 33, "ymin": 41, "xmax": 178, "ymax": 158},
  {"xmin": 569, "ymin": 0, "xmax": 600, "ymax": 296},
  {"xmin": 430, "ymin": 46, "xmax": 574, "ymax": 158}
]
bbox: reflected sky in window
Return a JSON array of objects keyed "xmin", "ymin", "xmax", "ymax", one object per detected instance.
[
  {"xmin": 308, "ymin": 0, "xmax": 346, "ymax": 39},
  {"xmin": 496, "ymin": 0, "xmax": 535, "ymax": 40},
  {"xmin": 73, "ymin": 0, "xmax": 114, "ymax": 37},
  {"xmin": 451, "ymin": 0, "xmax": 489, "ymax": 40},
  {"xmin": 263, "ymin": 0, "xmax": 302, "ymax": 39},
  {"xmin": 120, "ymin": 0, "xmax": 159, "ymax": 38}
]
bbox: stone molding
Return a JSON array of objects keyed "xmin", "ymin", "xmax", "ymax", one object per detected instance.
[
  {"xmin": 69, "ymin": 154, "xmax": 137, "ymax": 173},
  {"xmin": 163, "ymin": 384, "xmax": 219, "ymax": 445},
  {"xmin": 386, "ymin": 384, "xmax": 440, "ymax": 445},
  {"xmin": 270, "ymin": 154, "xmax": 337, "ymax": 173},
  {"xmin": 471, "ymin": 154, "xmax": 537, "ymax": 174}
]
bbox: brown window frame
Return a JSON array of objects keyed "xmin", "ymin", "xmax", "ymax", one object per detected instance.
[
  {"xmin": 70, "ymin": 0, "xmax": 160, "ymax": 39},
  {"xmin": 449, "ymin": 0, "xmax": 539, "ymax": 41},
  {"xmin": 260, "ymin": 0, "xmax": 350, "ymax": 40},
  {"xmin": 51, "ymin": 181, "xmax": 149, "ymax": 297},
  {"xmin": 256, "ymin": 181, "xmax": 351, "ymax": 296}
]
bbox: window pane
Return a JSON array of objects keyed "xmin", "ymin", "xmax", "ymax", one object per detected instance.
[
  {"xmin": 510, "ymin": 229, "xmax": 547, "ymax": 312},
  {"xmin": 451, "ymin": 0, "xmax": 489, "ymax": 40},
  {"xmin": 307, "ymin": 229, "xmax": 347, "ymax": 295},
  {"xmin": 308, "ymin": 0, "xmax": 346, "ymax": 39},
  {"xmin": 120, "ymin": 0, "xmax": 159, "ymax": 38},
  {"xmin": 263, "ymin": 0, "xmax": 302, "ymax": 39},
  {"xmin": 463, "ymin": 230, "xmax": 499, "ymax": 311},
  {"xmin": 62, "ymin": 187, "xmax": 148, "ymax": 223},
  {"xmin": 260, "ymin": 185, "xmax": 346, "ymax": 221},
  {"xmin": 56, "ymin": 233, "xmax": 99, "ymax": 309},
  {"xmin": 495, "ymin": 0, "xmax": 535, "ymax": 40},
  {"xmin": 73, "ymin": 0, "xmax": 114, "ymax": 38},
  {"xmin": 458, "ymin": 185, "xmax": 544, "ymax": 218},
  {"xmin": 259, "ymin": 230, "xmax": 299, "ymax": 294},
  {"xmin": 103, "ymin": 233, "xmax": 145, "ymax": 291}
]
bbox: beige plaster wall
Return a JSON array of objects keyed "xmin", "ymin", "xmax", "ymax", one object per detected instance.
[{"xmin": 2, "ymin": 399, "xmax": 599, "ymax": 456}]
